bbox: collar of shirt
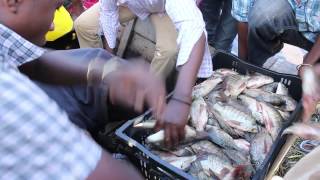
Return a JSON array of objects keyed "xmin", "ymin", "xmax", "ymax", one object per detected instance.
[{"xmin": 0, "ymin": 24, "xmax": 45, "ymax": 69}]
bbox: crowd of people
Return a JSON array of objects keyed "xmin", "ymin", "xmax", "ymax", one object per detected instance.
[{"xmin": 0, "ymin": 0, "xmax": 319, "ymax": 179}]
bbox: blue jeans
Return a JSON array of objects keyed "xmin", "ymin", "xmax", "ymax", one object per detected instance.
[
  {"xmin": 248, "ymin": 0, "xmax": 314, "ymax": 66},
  {"xmin": 200, "ymin": 0, "xmax": 237, "ymax": 52}
]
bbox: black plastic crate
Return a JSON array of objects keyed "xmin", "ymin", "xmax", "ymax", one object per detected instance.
[{"xmin": 116, "ymin": 51, "xmax": 303, "ymax": 180}]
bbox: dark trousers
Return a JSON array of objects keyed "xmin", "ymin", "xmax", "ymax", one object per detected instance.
[
  {"xmin": 248, "ymin": 0, "xmax": 314, "ymax": 66},
  {"xmin": 200, "ymin": 0, "xmax": 237, "ymax": 52}
]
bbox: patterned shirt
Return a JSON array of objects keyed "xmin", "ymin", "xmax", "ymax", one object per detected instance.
[
  {"xmin": 0, "ymin": 24, "xmax": 101, "ymax": 179},
  {"xmin": 100, "ymin": 0, "xmax": 213, "ymax": 78},
  {"xmin": 231, "ymin": 0, "xmax": 320, "ymax": 42}
]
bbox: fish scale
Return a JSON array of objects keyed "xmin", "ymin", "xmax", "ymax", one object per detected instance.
[{"xmin": 212, "ymin": 103, "xmax": 258, "ymax": 133}]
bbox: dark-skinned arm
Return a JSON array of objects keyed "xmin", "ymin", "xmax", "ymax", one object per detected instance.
[
  {"xmin": 238, "ymin": 22, "xmax": 249, "ymax": 60},
  {"xmin": 19, "ymin": 50, "xmax": 98, "ymax": 85},
  {"xmin": 156, "ymin": 33, "xmax": 206, "ymax": 147}
]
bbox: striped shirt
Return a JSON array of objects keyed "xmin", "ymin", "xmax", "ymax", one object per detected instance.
[
  {"xmin": 100, "ymin": 0, "xmax": 213, "ymax": 78},
  {"xmin": 0, "ymin": 24, "xmax": 101, "ymax": 179},
  {"xmin": 232, "ymin": 0, "xmax": 320, "ymax": 42}
]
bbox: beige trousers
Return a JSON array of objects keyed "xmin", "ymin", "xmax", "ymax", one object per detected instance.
[{"xmin": 74, "ymin": 3, "xmax": 178, "ymax": 78}]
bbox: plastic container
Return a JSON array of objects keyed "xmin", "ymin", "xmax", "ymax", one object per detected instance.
[{"xmin": 116, "ymin": 51, "xmax": 303, "ymax": 180}]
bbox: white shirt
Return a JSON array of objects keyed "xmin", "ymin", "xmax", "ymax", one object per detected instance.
[{"xmin": 100, "ymin": 0, "xmax": 213, "ymax": 78}]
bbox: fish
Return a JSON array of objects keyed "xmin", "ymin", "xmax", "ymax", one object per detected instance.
[
  {"xmin": 276, "ymin": 82, "xmax": 288, "ymax": 96},
  {"xmin": 133, "ymin": 120, "xmax": 156, "ymax": 129},
  {"xmin": 278, "ymin": 110, "xmax": 291, "ymax": 120},
  {"xmin": 168, "ymin": 156, "xmax": 197, "ymax": 171},
  {"xmin": 169, "ymin": 146, "xmax": 195, "ymax": 157},
  {"xmin": 191, "ymin": 140, "xmax": 228, "ymax": 160},
  {"xmin": 234, "ymin": 139, "xmax": 251, "ymax": 153},
  {"xmin": 260, "ymin": 82, "xmax": 279, "ymax": 93},
  {"xmin": 278, "ymin": 95, "xmax": 297, "ymax": 112},
  {"xmin": 246, "ymin": 74, "xmax": 274, "ymax": 89},
  {"xmin": 208, "ymin": 105, "xmax": 246, "ymax": 138},
  {"xmin": 190, "ymin": 97, "xmax": 208, "ymax": 131},
  {"xmin": 212, "ymin": 102, "xmax": 258, "ymax": 133},
  {"xmin": 206, "ymin": 125, "xmax": 240, "ymax": 150},
  {"xmin": 226, "ymin": 98, "xmax": 251, "ymax": 115},
  {"xmin": 206, "ymin": 115, "xmax": 220, "ymax": 127},
  {"xmin": 250, "ymin": 132, "xmax": 273, "ymax": 169},
  {"xmin": 223, "ymin": 149, "xmax": 254, "ymax": 177},
  {"xmin": 239, "ymin": 95, "xmax": 265, "ymax": 125},
  {"xmin": 191, "ymin": 153, "xmax": 234, "ymax": 179},
  {"xmin": 215, "ymin": 68, "xmax": 239, "ymax": 76},
  {"xmin": 243, "ymin": 89, "xmax": 283, "ymax": 106},
  {"xmin": 146, "ymin": 126, "xmax": 206, "ymax": 145},
  {"xmin": 192, "ymin": 76, "xmax": 223, "ymax": 98},
  {"xmin": 223, "ymin": 74, "xmax": 248, "ymax": 97},
  {"xmin": 188, "ymin": 160, "xmax": 212, "ymax": 180},
  {"xmin": 206, "ymin": 90, "xmax": 224, "ymax": 105},
  {"xmin": 283, "ymin": 123, "xmax": 320, "ymax": 140}
]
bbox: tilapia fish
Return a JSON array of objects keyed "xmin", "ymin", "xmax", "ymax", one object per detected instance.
[
  {"xmin": 192, "ymin": 76, "xmax": 223, "ymax": 98},
  {"xmin": 134, "ymin": 120, "xmax": 156, "ymax": 129},
  {"xmin": 147, "ymin": 126, "xmax": 205, "ymax": 145},
  {"xmin": 278, "ymin": 95, "xmax": 297, "ymax": 112},
  {"xmin": 224, "ymin": 74, "xmax": 248, "ymax": 97},
  {"xmin": 260, "ymin": 82, "xmax": 278, "ymax": 93},
  {"xmin": 190, "ymin": 154, "xmax": 235, "ymax": 179},
  {"xmin": 239, "ymin": 95, "xmax": 265, "ymax": 125},
  {"xmin": 246, "ymin": 74, "xmax": 274, "ymax": 89},
  {"xmin": 259, "ymin": 102, "xmax": 283, "ymax": 140},
  {"xmin": 206, "ymin": 125, "xmax": 239, "ymax": 150},
  {"xmin": 209, "ymin": 107, "xmax": 245, "ymax": 138},
  {"xmin": 243, "ymin": 89, "xmax": 282, "ymax": 106},
  {"xmin": 223, "ymin": 149, "xmax": 254, "ymax": 177},
  {"xmin": 278, "ymin": 110, "xmax": 290, "ymax": 120},
  {"xmin": 191, "ymin": 97, "xmax": 208, "ymax": 131},
  {"xmin": 215, "ymin": 68, "xmax": 239, "ymax": 76},
  {"xmin": 276, "ymin": 82, "xmax": 288, "ymax": 96},
  {"xmin": 250, "ymin": 132, "xmax": 273, "ymax": 169},
  {"xmin": 212, "ymin": 102, "xmax": 258, "ymax": 133},
  {"xmin": 234, "ymin": 139, "xmax": 251, "ymax": 153},
  {"xmin": 169, "ymin": 156, "xmax": 197, "ymax": 171},
  {"xmin": 191, "ymin": 140, "xmax": 228, "ymax": 160},
  {"xmin": 283, "ymin": 123, "xmax": 320, "ymax": 140}
]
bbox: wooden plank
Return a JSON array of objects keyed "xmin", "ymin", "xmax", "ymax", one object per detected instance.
[
  {"xmin": 266, "ymin": 135, "xmax": 298, "ymax": 180},
  {"xmin": 117, "ymin": 19, "xmax": 136, "ymax": 57}
]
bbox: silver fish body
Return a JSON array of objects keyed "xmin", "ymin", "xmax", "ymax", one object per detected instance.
[
  {"xmin": 224, "ymin": 74, "xmax": 248, "ymax": 97},
  {"xmin": 191, "ymin": 140, "xmax": 228, "ymax": 160},
  {"xmin": 243, "ymin": 89, "xmax": 283, "ymax": 106},
  {"xmin": 192, "ymin": 154, "xmax": 234, "ymax": 179},
  {"xmin": 234, "ymin": 139, "xmax": 251, "ymax": 153},
  {"xmin": 260, "ymin": 82, "xmax": 278, "ymax": 93},
  {"xmin": 239, "ymin": 95, "xmax": 265, "ymax": 125},
  {"xmin": 276, "ymin": 82, "xmax": 289, "ymax": 96},
  {"xmin": 147, "ymin": 126, "xmax": 200, "ymax": 145},
  {"xmin": 247, "ymin": 74, "xmax": 274, "ymax": 89},
  {"xmin": 169, "ymin": 156, "xmax": 197, "ymax": 171},
  {"xmin": 192, "ymin": 77, "xmax": 223, "ymax": 98},
  {"xmin": 278, "ymin": 95, "xmax": 297, "ymax": 112},
  {"xmin": 215, "ymin": 68, "xmax": 239, "ymax": 76},
  {"xmin": 206, "ymin": 125, "xmax": 239, "ymax": 150},
  {"xmin": 212, "ymin": 102, "xmax": 258, "ymax": 133},
  {"xmin": 209, "ymin": 105, "xmax": 246, "ymax": 138},
  {"xmin": 191, "ymin": 97, "xmax": 208, "ymax": 131},
  {"xmin": 250, "ymin": 132, "xmax": 273, "ymax": 169}
]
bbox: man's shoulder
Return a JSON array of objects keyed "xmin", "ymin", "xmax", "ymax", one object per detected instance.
[{"xmin": 0, "ymin": 24, "xmax": 45, "ymax": 68}]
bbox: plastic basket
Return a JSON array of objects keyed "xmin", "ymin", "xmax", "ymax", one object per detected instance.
[{"xmin": 116, "ymin": 51, "xmax": 303, "ymax": 180}]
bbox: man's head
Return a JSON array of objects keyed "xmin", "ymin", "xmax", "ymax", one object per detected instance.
[{"xmin": 0, "ymin": 0, "xmax": 63, "ymax": 45}]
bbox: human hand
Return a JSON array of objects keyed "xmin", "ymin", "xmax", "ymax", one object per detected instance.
[
  {"xmin": 105, "ymin": 62, "xmax": 166, "ymax": 119},
  {"xmin": 300, "ymin": 65, "xmax": 320, "ymax": 122},
  {"xmin": 155, "ymin": 98, "xmax": 191, "ymax": 148}
]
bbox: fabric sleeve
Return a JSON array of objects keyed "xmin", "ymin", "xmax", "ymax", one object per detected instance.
[
  {"xmin": 99, "ymin": 0, "xmax": 120, "ymax": 48},
  {"xmin": 231, "ymin": 0, "xmax": 255, "ymax": 22}
]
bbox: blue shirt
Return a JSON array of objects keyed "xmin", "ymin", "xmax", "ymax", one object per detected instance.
[
  {"xmin": 232, "ymin": 0, "xmax": 320, "ymax": 42},
  {"xmin": 0, "ymin": 24, "xmax": 101, "ymax": 179}
]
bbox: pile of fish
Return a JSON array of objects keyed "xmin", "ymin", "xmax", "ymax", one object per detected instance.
[{"xmin": 135, "ymin": 68, "xmax": 297, "ymax": 180}]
